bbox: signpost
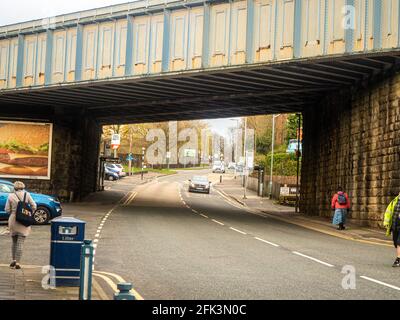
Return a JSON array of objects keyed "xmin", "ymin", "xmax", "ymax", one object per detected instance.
[
  {"xmin": 184, "ymin": 149, "xmax": 196, "ymax": 168},
  {"xmin": 166, "ymin": 151, "xmax": 171, "ymax": 170},
  {"xmin": 111, "ymin": 134, "xmax": 121, "ymax": 158},
  {"xmin": 126, "ymin": 153, "xmax": 134, "ymax": 176}
]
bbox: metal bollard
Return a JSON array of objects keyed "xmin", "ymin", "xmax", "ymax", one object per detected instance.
[
  {"xmin": 114, "ymin": 283, "xmax": 136, "ymax": 300},
  {"xmin": 79, "ymin": 240, "xmax": 94, "ymax": 300},
  {"xmin": 220, "ymin": 175, "xmax": 222, "ymax": 183}
]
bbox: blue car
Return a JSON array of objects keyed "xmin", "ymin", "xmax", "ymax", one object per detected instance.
[{"xmin": 0, "ymin": 179, "xmax": 62, "ymax": 225}]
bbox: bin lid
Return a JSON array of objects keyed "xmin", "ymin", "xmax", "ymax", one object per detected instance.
[{"xmin": 51, "ymin": 216, "xmax": 86, "ymax": 224}]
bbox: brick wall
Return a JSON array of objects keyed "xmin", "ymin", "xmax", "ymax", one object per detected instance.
[{"xmin": 301, "ymin": 72, "xmax": 400, "ymax": 227}]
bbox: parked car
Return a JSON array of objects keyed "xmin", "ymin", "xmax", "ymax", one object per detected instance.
[
  {"xmin": 105, "ymin": 163, "xmax": 126, "ymax": 177},
  {"xmin": 0, "ymin": 179, "xmax": 62, "ymax": 225},
  {"xmin": 212, "ymin": 161, "xmax": 225, "ymax": 173},
  {"xmin": 188, "ymin": 176, "xmax": 211, "ymax": 194},
  {"xmin": 105, "ymin": 166, "xmax": 120, "ymax": 181},
  {"xmin": 228, "ymin": 162, "xmax": 236, "ymax": 170},
  {"xmin": 286, "ymin": 139, "xmax": 302, "ymax": 154}
]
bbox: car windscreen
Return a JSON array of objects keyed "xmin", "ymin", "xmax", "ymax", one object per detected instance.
[
  {"xmin": 213, "ymin": 161, "xmax": 221, "ymax": 166},
  {"xmin": 192, "ymin": 176, "xmax": 208, "ymax": 183}
]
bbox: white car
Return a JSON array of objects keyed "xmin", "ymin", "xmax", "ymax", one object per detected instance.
[
  {"xmin": 228, "ymin": 162, "xmax": 236, "ymax": 169},
  {"xmin": 212, "ymin": 161, "xmax": 225, "ymax": 173},
  {"xmin": 105, "ymin": 163, "xmax": 127, "ymax": 177}
]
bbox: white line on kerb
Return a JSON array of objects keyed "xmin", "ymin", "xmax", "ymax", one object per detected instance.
[
  {"xmin": 292, "ymin": 251, "xmax": 334, "ymax": 267},
  {"xmin": 191, "ymin": 209, "xmax": 198, "ymax": 213},
  {"xmin": 212, "ymin": 219, "xmax": 225, "ymax": 226},
  {"xmin": 200, "ymin": 214, "xmax": 209, "ymax": 218},
  {"xmin": 254, "ymin": 237, "xmax": 280, "ymax": 247},
  {"xmin": 229, "ymin": 227, "xmax": 247, "ymax": 235},
  {"xmin": 360, "ymin": 276, "xmax": 400, "ymax": 291}
]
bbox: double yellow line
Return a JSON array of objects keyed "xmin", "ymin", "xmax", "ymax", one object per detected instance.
[
  {"xmin": 121, "ymin": 191, "xmax": 137, "ymax": 206},
  {"xmin": 93, "ymin": 270, "xmax": 144, "ymax": 300}
]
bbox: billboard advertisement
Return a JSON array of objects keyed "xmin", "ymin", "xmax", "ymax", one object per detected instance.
[{"xmin": 0, "ymin": 121, "xmax": 52, "ymax": 180}]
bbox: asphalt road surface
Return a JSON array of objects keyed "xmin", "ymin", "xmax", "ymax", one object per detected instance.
[{"xmin": 94, "ymin": 170, "xmax": 400, "ymax": 300}]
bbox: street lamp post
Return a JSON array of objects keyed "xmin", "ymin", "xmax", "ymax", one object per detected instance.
[
  {"xmin": 141, "ymin": 147, "xmax": 145, "ymax": 180},
  {"xmin": 269, "ymin": 114, "xmax": 281, "ymax": 199}
]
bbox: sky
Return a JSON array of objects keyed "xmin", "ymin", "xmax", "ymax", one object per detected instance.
[
  {"xmin": 0, "ymin": 1, "xmax": 241, "ymax": 138},
  {"xmin": 0, "ymin": 0, "xmax": 131, "ymax": 26}
]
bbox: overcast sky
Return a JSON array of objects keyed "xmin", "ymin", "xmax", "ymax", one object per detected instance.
[
  {"xmin": 0, "ymin": 1, "xmax": 240, "ymax": 136},
  {"xmin": 0, "ymin": 0, "xmax": 131, "ymax": 26}
]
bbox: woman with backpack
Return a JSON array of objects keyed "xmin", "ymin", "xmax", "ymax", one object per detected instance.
[
  {"xmin": 5, "ymin": 181, "xmax": 37, "ymax": 270},
  {"xmin": 331, "ymin": 186, "xmax": 351, "ymax": 230}
]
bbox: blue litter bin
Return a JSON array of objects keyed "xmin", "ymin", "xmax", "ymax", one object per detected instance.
[{"xmin": 50, "ymin": 217, "xmax": 86, "ymax": 287}]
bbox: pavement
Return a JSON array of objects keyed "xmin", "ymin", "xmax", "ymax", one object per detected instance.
[
  {"xmin": 0, "ymin": 171, "xmax": 164, "ymax": 300},
  {"xmin": 214, "ymin": 174, "xmax": 392, "ymax": 247}
]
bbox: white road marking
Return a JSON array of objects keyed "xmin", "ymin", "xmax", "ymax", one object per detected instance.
[
  {"xmin": 229, "ymin": 227, "xmax": 247, "ymax": 235},
  {"xmin": 360, "ymin": 276, "xmax": 400, "ymax": 291},
  {"xmin": 200, "ymin": 214, "xmax": 209, "ymax": 218},
  {"xmin": 191, "ymin": 209, "xmax": 198, "ymax": 214},
  {"xmin": 95, "ymin": 233, "xmax": 100, "ymax": 238},
  {"xmin": 94, "ymin": 239, "xmax": 99, "ymax": 243},
  {"xmin": 254, "ymin": 237, "xmax": 280, "ymax": 247},
  {"xmin": 212, "ymin": 219, "xmax": 225, "ymax": 226},
  {"xmin": 292, "ymin": 251, "xmax": 334, "ymax": 267}
]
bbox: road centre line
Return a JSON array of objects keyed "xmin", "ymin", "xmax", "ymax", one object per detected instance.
[
  {"xmin": 360, "ymin": 276, "xmax": 400, "ymax": 291},
  {"xmin": 292, "ymin": 251, "xmax": 334, "ymax": 268},
  {"xmin": 229, "ymin": 227, "xmax": 247, "ymax": 235},
  {"xmin": 212, "ymin": 219, "xmax": 225, "ymax": 226},
  {"xmin": 254, "ymin": 237, "xmax": 280, "ymax": 247}
]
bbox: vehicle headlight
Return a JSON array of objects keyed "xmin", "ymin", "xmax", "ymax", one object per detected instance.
[{"xmin": 190, "ymin": 183, "xmax": 195, "ymax": 187}]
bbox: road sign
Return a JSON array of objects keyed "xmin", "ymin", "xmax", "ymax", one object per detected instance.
[
  {"xmin": 126, "ymin": 154, "xmax": 134, "ymax": 161},
  {"xmin": 166, "ymin": 151, "xmax": 171, "ymax": 159},
  {"xmin": 184, "ymin": 149, "xmax": 196, "ymax": 157},
  {"xmin": 246, "ymin": 151, "xmax": 254, "ymax": 169},
  {"xmin": 111, "ymin": 134, "xmax": 120, "ymax": 149}
]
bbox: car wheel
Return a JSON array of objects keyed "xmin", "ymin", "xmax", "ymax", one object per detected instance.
[
  {"xmin": 34, "ymin": 207, "xmax": 50, "ymax": 225},
  {"xmin": 108, "ymin": 175, "xmax": 115, "ymax": 181}
]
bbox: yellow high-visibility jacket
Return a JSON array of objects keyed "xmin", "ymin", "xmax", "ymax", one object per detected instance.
[{"xmin": 384, "ymin": 195, "xmax": 400, "ymax": 236}]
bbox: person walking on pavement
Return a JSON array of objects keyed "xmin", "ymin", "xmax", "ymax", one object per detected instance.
[
  {"xmin": 331, "ymin": 186, "xmax": 350, "ymax": 230},
  {"xmin": 5, "ymin": 181, "xmax": 37, "ymax": 270},
  {"xmin": 384, "ymin": 192, "xmax": 400, "ymax": 267}
]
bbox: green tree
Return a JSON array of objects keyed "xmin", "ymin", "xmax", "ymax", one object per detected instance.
[{"xmin": 285, "ymin": 114, "xmax": 302, "ymax": 145}]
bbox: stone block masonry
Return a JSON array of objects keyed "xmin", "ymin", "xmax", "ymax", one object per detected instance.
[
  {"xmin": 2, "ymin": 106, "xmax": 102, "ymax": 201},
  {"xmin": 301, "ymin": 72, "xmax": 400, "ymax": 227}
]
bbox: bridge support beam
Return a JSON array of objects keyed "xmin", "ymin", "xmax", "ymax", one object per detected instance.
[
  {"xmin": 75, "ymin": 24, "xmax": 84, "ymax": 81},
  {"xmin": 245, "ymin": 0, "xmax": 254, "ymax": 63},
  {"xmin": 45, "ymin": 29, "xmax": 53, "ymax": 85},
  {"xmin": 201, "ymin": 2, "xmax": 210, "ymax": 69},
  {"xmin": 16, "ymin": 34, "xmax": 24, "ymax": 87},
  {"xmin": 162, "ymin": 10, "xmax": 171, "ymax": 73},
  {"xmin": 300, "ymin": 71, "xmax": 400, "ymax": 227}
]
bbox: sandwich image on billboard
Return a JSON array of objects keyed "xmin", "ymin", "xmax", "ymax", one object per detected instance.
[{"xmin": 0, "ymin": 121, "xmax": 52, "ymax": 179}]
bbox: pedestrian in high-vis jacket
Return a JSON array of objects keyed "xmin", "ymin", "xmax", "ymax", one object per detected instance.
[
  {"xmin": 331, "ymin": 187, "xmax": 350, "ymax": 230},
  {"xmin": 5, "ymin": 181, "xmax": 37, "ymax": 270},
  {"xmin": 384, "ymin": 192, "xmax": 400, "ymax": 267}
]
